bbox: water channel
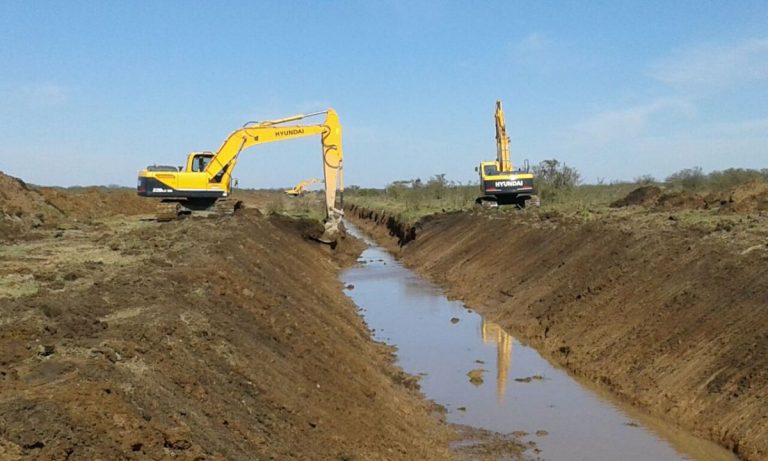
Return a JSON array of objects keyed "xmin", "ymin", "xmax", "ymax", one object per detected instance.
[{"xmin": 341, "ymin": 224, "xmax": 737, "ymax": 461}]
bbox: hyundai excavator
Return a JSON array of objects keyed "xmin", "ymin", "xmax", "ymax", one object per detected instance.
[
  {"xmin": 475, "ymin": 101, "xmax": 537, "ymax": 208},
  {"xmin": 137, "ymin": 109, "xmax": 344, "ymax": 243},
  {"xmin": 285, "ymin": 178, "xmax": 322, "ymax": 197}
]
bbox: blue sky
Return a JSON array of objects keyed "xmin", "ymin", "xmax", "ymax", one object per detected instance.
[{"xmin": 0, "ymin": 1, "xmax": 766, "ymax": 187}]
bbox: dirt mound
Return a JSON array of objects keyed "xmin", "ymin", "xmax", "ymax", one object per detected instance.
[
  {"xmin": 0, "ymin": 172, "xmax": 63, "ymax": 239},
  {"xmin": 717, "ymin": 181, "xmax": 768, "ymax": 212},
  {"xmin": 37, "ymin": 187, "xmax": 156, "ymax": 221},
  {"xmin": 610, "ymin": 185, "xmax": 662, "ymax": 208},
  {"xmin": 351, "ymin": 207, "xmax": 768, "ymax": 460},
  {"xmin": 613, "ymin": 182, "xmax": 768, "ymax": 213},
  {"xmin": 0, "ymin": 212, "xmax": 462, "ymax": 460},
  {"xmin": 656, "ymin": 190, "xmax": 708, "ymax": 210},
  {"xmin": 0, "ymin": 170, "xmax": 160, "ymax": 241}
]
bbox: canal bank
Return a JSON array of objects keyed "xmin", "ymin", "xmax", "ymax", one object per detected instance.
[{"xmin": 344, "ymin": 209, "xmax": 763, "ymax": 459}]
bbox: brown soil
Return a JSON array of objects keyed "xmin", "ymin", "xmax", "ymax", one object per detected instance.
[
  {"xmin": 612, "ymin": 181, "xmax": 768, "ymax": 213},
  {"xmin": 610, "ymin": 185, "xmax": 663, "ymax": 207},
  {"xmin": 350, "ymin": 205, "xmax": 768, "ymax": 461},
  {"xmin": 0, "ymin": 210, "xmax": 465, "ymax": 460},
  {"xmin": 0, "ymin": 172, "xmax": 63, "ymax": 238},
  {"xmin": 37, "ymin": 186, "xmax": 157, "ymax": 221},
  {"xmin": 0, "ymin": 180, "xmax": 530, "ymax": 461},
  {"xmin": 0, "ymin": 171, "xmax": 158, "ymax": 241}
]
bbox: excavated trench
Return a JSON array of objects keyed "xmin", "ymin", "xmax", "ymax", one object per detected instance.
[
  {"xmin": 341, "ymin": 223, "xmax": 737, "ymax": 461},
  {"xmin": 343, "ymin": 201, "xmax": 768, "ymax": 460}
]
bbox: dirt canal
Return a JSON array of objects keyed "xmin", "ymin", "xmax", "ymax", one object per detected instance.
[{"xmin": 342, "ymin": 224, "xmax": 738, "ymax": 461}]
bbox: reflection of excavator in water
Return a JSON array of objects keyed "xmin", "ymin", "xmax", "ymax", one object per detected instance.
[
  {"xmin": 137, "ymin": 109, "xmax": 344, "ymax": 243},
  {"xmin": 285, "ymin": 178, "xmax": 322, "ymax": 197},
  {"xmin": 476, "ymin": 101, "xmax": 538, "ymax": 208},
  {"xmin": 481, "ymin": 318, "xmax": 513, "ymax": 402}
]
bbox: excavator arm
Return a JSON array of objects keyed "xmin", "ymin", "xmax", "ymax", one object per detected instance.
[
  {"xmin": 495, "ymin": 101, "xmax": 512, "ymax": 172},
  {"xmin": 285, "ymin": 178, "xmax": 322, "ymax": 196},
  {"xmin": 138, "ymin": 109, "xmax": 344, "ymax": 242},
  {"xmin": 203, "ymin": 109, "xmax": 344, "ymax": 228}
]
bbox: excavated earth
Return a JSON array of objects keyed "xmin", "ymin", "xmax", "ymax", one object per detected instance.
[
  {"xmin": 348, "ymin": 202, "xmax": 768, "ymax": 461},
  {"xmin": 0, "ymin": 172, "xmax": 529, "ymax": 461}
]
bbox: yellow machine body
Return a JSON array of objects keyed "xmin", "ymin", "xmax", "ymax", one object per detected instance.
[
  {"xmin": 476, "ymin": 101, "xmax": 536, "ymax": 207},
  {"xmin": 137, "ymin": 110, "xmax": 345, "ymax": 239}
]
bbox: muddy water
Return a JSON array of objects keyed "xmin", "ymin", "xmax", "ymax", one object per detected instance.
[{"xmin": 341, "ymin": 225, "xmax": 737, "ymax": 461}]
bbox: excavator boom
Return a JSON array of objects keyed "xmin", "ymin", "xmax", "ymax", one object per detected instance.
[
  {"xmin": 137, "ymin": 109, "xmax": 344, "ymax": 241},
  {"xmin": 285, "ymin": 178, "xmax": 322, "ymax": 196},
  {"xmin": 495, "ymin": 100, "xmax": 512, "ymax": 172}
]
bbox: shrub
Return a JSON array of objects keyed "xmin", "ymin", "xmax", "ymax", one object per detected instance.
[
  {"xmin": 666, "ymin": 167, "xmax": 706, "ymax": 190},
  {"xmin": 533, "ymin": 159, "xmax": 581, "ymax": 200}
]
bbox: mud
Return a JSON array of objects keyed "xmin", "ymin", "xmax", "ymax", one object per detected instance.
[
  {"xmin": 0, "ymin": 196, "xmax": 471, "ymax": 459},
  {"xmin": 349, "ymin": 205, "xmax": 768, "ymax": 461}
]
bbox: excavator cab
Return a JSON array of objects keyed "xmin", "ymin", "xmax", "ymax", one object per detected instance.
[
  {"xmin": 483, "ymin": 164, "xmax": 500, "ymax": 176},
  {"xmin": 187, "ymin": 152, "xmax": 214, "ymax": 173}
]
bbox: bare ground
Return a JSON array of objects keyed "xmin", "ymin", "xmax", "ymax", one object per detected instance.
[
  {"xmin": 0, "ymin": 174, "xmax": 530, "ymax": 460},
  {"xmin": 0, "ymin": 207, "xmax": 466, "ymax": 460}
]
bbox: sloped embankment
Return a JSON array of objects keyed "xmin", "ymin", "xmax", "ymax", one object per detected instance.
[
  {"xmin": 0, "ymin": 211, "xmax": 455, "ymax": 460},
  {"xmin": 350, "ymin": 206, "xmax": 768, "ymax": 461}
]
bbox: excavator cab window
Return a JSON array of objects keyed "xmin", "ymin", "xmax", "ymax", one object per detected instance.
[
  {"xmin": 483, "ymin": 164, "xmax": 499, "ymax": 176},
  {"xmin": 191, "ymin": 155, "xmax": 211, "ymax": 172}
]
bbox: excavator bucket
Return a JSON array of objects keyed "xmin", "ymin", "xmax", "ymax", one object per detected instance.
[{"xmin": 314, "ymin": 213, "xmax": 344, "ymax": 246}]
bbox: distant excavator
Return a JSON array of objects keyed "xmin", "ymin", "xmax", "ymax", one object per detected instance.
[
  {"xmin": 285, "ymin": 178, "xmax": 322, "ymax": 197},
  {"xmin": 137, "ymin": 109, "xmax": 344, "ymax": 243},
  {"xmin": 475, "ymin": 101, "xmax": 537, "ymax": 208}
]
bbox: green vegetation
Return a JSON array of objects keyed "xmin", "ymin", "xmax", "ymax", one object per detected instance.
[
  {"xmin": 347, "ymin": 163, "xmax": 768, "ymax": 222},
  {"xmin": 347, "ymin": 175, "xmax": 477, "ymax": 221},
  {"xmin": 665, "ymin": 167, "xmax": 768, "ymax": 192}
]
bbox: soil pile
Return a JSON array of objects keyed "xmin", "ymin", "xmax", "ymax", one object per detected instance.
[
  {"xmin": 0, "ymin": 171, "xmax": 158, "ymax": 241},
  {"xmin": 609, "ymin": 185, "xmax": 662, "ymax": 207},
  {"xmin": 612, "ymin": 181, "xmax": 768, "ymax": 213},
  {"xmin": 0, "ymin": 172, "xmax": 63, "ymax": 239},
  {"xmin": 351, "ymin": 206, "xmax": 768, "ymax": 460},
  {"xmin": 37, "ymin": 187, "xmax": 157, "ymax": 221},
  {"xmin": 656, "ymin": 190, "xmax": 708, "ymax": 210},
  {"xmin": 720, "ymin": 181, "xmax": 768, "ymax": 212},
  {"xmin": 0, "ymin": 212, "xmax": 457, "ymax": 460}
]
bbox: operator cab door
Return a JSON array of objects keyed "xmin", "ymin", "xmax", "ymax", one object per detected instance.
[
  {"xmin": 188, "ymin": 153, "xmax": 214, "ymax": 173},
  {"xmin": 175, "ymin": 153, "xmax": 216, "ymax": 191}
]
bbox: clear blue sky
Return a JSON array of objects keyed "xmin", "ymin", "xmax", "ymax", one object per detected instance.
[{"xmin": 1, "ymin": 1, "xmax": 766, "ymax": 188}]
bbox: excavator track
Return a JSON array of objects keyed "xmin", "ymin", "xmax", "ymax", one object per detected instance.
[
  {"xmin": 155, "ymin": 202, "xmax": 182, "ymax": 222},
  {"xmin": 212, "ymin": 198, "xmax": 243, "ymax": 217}
]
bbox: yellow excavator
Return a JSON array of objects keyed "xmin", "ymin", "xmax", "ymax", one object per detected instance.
[
  {"xmin": 475, "ymin": 101, "xmax": 537, "ymax": 208},
  {"xmin": 285, "ymin": 178, "xmax": 322, "ymax": 197},
  {"xmin": 137, "ymin": 109, "xmax": 344, "ymax": 242}
]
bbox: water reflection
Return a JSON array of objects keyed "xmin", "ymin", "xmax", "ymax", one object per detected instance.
[{"xmin": 480, "ymin": 319, "xmax": 513, "ymax": 402}]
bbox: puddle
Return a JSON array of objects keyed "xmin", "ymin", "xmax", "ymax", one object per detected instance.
[{"xmin": 341, "ymin": 224, "xmax": 737, "ymax": 461}]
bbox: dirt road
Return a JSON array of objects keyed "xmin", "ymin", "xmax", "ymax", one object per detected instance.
[{"xmin": 349, "ymin": 204, "xmax": 768, "ymax": 461}]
